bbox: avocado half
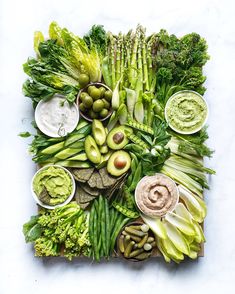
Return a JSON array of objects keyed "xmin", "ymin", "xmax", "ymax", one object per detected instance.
[
  {"xmin": 107, "ymin": 150, "xmax": 131, "ymax": 176},
  {"xmin": 107, "ymin": 126, "xmax": 130, "ymax": 150}
]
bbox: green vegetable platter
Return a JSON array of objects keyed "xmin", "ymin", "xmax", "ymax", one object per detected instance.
[{"xmin": 21, "ymin": 22, "xmax": 215, "ymax": 263}]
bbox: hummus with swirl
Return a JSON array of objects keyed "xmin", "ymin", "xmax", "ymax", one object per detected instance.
[{"xmin": 135, "ymin": 174, "xmax": 179, "ymax": 218}]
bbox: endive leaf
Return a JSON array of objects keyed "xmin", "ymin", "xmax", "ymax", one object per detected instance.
[
  {"xmin": 161, "ymin": 237, "xmax": 184, "ymax": 261},
  {"xmin": 193, "ymin": 221, "xmax": 206, "ymax": 243},
  {"xmin": 164, "ymin": 221, "xmax": 190, "ymax": 255},
  {"xmin": 178, "ymin": 185, "xmax": 205, "ymax": 223},
  {"xmin": 142, "ymin": 215, "xmax": 167, "ymax": 240},
  {"xmin": 174, "ymin": 203, "xmax": 193, "ymax": 223},
  {"xmin": 165, "ymin": 212, "xmax": 195, "ymax": 236},
  {"xmin": 188, "ymin": 250, "xmax": 198, "ymax": 259},
  {"xmin": 156, "ymin": 238, "xmax": 171, "ymax": 263}
]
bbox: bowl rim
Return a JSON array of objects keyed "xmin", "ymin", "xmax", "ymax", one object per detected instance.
[
  {"xmin": 164, "ymin": 90, "xmax": 209, "ymax": 135},
  {"xmin": 134, "ymin": 173, "xmax": 179, "ymax": 218},
  {"xmin": 76, "ymin": 82, "xmax": 113, "ymax": 122},
  {"xmin": 35, "ymin": 94, "xmax": 79, "ymax": 138},
  {"xmin": 31, "ymin": 164, "xmax": 76, "ymax": 210}
]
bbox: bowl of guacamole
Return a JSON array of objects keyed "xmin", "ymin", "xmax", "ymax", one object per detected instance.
[
  {"xmin": 165, "ymin": 90, "xmax": 209, "ymax": 134},
  {"xmin": 31, "ymin": 165, "xmax": 75, "ymax": 209}
]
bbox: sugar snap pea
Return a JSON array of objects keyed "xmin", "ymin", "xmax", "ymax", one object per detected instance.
[
  {"xmin": 112, "ymin": 202, "xmax": 139, "ymax": 219},
  {"xmin": 126, "ymin": 120, "xmax": 154, "ymax": 135},
  {"xmin": 128, "ymin": 162, "xmax": 142, "ymax": 192},
  {"xmin": 126, "ymin": 133, "xmax": 149, "ymax": 149}
]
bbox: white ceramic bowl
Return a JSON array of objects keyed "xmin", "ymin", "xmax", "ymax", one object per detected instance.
[
  {"xmin": 35, "ymin": 94, "xmax": 79, "ymax": 138},
  {"xmin": 31, "ymin": 165, "xmax": 76, "ymax": 209},
  {"xmin": 165, "ymin": 90, "xmax": 209, "ymax": 135},
  {"xmin": 134, "ymin": 173, "xmax": 179, "ymax": 218}
]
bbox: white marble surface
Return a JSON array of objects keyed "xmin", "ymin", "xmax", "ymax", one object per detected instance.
[{"xmin": 0, "ymin": 0, "xmax": 235, "ymax": 293}]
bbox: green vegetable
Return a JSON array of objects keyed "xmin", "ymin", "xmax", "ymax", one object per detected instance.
[
  {"xmin": 112, "ymin": 202, "xmax": 139, "ymax": 218},
  {"xmin": 126, "ymin": 120, "xmax": 154, "ymax": 135},
  {"xmin": 23, "ymin": 216, "xmax": 42, "ymax": 243},
  {"xmin": 23, "ymin": 202, "xmax": 91, "ymax": 259}
]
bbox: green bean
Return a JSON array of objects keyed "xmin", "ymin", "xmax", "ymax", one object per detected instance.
[
  {"xmin": 100, "ymin": 197, "xmax": 106, "ymax": 256},
  {"xmin": 126, "ymin": 133, "xmax": 149, "ymax": 149},
  {"xmin": 112, "ymin": 202, "xmax": 139, "ymax": 218},
  {"xmin": 89, "ymin": 205, "xmax": 95, "ymax": 248},
  {"xmin": 126, "ymin": 120, "xmax": 154, "ymax": 135},
  {"xmin": 125, "ymin": 227, "xmax": 147, "ymax": 237},
  {"xmin": 105, "ymin": 198, "xmax": 110, "ymax": 257},
  {"xmin": 128, "ymin": 162, "xmax": 142, "ymax": 192},
  {"xmin": 93, "ymin": 208, "xmax": 99, "ymax": 261}
]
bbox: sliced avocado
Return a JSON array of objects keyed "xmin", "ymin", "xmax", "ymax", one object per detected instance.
[
  {"xmin": 92, "ymin": 119, "xmax": 106, "ymax": 146},
  {"xmin": 107, "ymin": 150, "xmax": 131, "ymax": 176},
  {"xmin": 85, "ymin": 135, "xmax": 101, "ymax": 164},
  {"xmin": 96, "ymin": 151, "xmax": 112, "ymax": 169},
  {"xmin": 100, "ymin": 145, "xmax": 109, "ymax": 154},
  {"xmin": 107, "ymin": 126, "xmax": 130, "ymax": 150}
]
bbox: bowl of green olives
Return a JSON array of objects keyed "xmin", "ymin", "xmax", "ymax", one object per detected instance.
[{"xmin": 77, "ymin": 83, "xmax": 113, "ymax": 122}]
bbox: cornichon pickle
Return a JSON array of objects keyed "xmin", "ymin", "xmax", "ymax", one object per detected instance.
[
  {"xmin": 129, "ymin": 248, "xmax": 144, "ymax": 258},
  {"xmin": 122, "ymin": 231, "xmax": 142, "ymax": 243},
  {"xmin": 137, "ymin": 234, "xmax": 149, "ymax": 248},
  {"xmin": 124, "ymin": 241, "xmax": 135, "ymax": 258},
  {"xmin": 135, "ymin": 252, "xmax": 151, "ymax": 260},
  {"xmin": 125, "ymin": 227, "xmax": 147, "ymax": 237},
  {"xmin": 118, "ymin": 235, "xmax": 125, "ymax": 253}
]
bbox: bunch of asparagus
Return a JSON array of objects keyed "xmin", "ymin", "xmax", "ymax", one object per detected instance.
[{"xmin": 102, "ymin": 25, "xmax": 158, "ymax": 126}]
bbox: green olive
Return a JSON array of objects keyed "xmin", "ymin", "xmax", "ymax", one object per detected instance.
[
  {"xmin": 89, "ymin": 109, "xmax": 98, "ymax": 119},
  {"xmin": 80, "ymin": 92, "xmax": 87, "ymax": 101},
  {"xmin": 99, "ymin": 86, "xmax": 106, "ymax": 97},
  {"xmin": 93, "ymin": 99, "xmax": 104, "ymax": 112},
  {"xmin": 90, "ymin": 88, "xmax": 101, "ymax": 100},
  {"xmin": 78, "ymin": 74, "xmax": 90, "ymax": 87},
  {"xmin": 79, "ymin": 103, "xmax": 87, "ymax": 113},
  {"xmin": 88, "ymin": 85, "xmax": 96, "ymax": 95},
  {"xmin": 83, "ymin": 95, "xmax": 93, "ymax": 108},
  {"xmin": 102, "ymin": 99, "xmax": 110, "ymax": 109},
  {"xmin": 104, "ymin": 90, "xmax": 112, "ymax": 101},
  {"xmin": 99, "ymin": 108, "xmax": 109, "ymax": 118}
]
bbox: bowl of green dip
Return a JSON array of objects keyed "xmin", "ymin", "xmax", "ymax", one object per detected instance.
[
  {"xmin": 165, "ymin": 90, "xmax": 209, "ymax": 134},
  {"xmin": 31, "ymin": 165, "xmax": 75, "ymax": 209}
]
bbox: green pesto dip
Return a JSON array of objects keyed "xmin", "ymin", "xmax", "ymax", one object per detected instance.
[
  {"xmin": 33, "ymin": 166, "xmax": 73, "ymax": 206},
  {"xmin": 165, "ymin": 91, "xmax": 208, "ymax": 134}
]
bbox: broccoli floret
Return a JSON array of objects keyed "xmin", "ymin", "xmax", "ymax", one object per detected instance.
[{"xmin": 34, "ymin": 237, "xmax": 60, "ymax": 257}]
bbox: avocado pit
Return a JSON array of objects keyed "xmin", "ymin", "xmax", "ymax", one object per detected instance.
[
  {"xmin": 114, "ymin": 156, "xmax": 127, "ymax": 169},
  {"xmin": 113, "ymin": 132, "xmax": 124, "ymax": 144}
]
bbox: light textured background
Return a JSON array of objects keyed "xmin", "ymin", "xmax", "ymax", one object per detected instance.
[{"xmin": 0, "ymin": 0, "xmax": 235, "ymax": 293}]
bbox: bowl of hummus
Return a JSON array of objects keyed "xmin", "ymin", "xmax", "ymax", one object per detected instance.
[
  {"xmin": 165, "ymin": 90, "xmax": 208, "ymax": 135},
  {"xmin": 135, "ymin": 173, "xmax": 179, "ymax": 218}
]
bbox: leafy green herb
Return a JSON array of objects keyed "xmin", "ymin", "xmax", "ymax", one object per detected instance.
[{"xmin": 23, "ymin": 216, "xmax": 42, "ymax": 243}]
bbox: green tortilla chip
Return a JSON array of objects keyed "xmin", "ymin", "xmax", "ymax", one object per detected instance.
[{"xmin": 71, "ymin": 168, "xmax": 94, "ymax": 182}]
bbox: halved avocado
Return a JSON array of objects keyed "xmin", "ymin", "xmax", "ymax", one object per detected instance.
[
  {"xmin": 107, "ymin": 150, "xmax": 131, "ymax": 176},
  {"xmin": 107, "ymin": 126, "xmax": 130, "ymax": 150},
  {"xmin": 85, "ymin": 135, "xmax": 101, "ymax": 164},
  {"xmin": 92, "ymin": 119, "xmax": 106, "ymax": 146}
]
